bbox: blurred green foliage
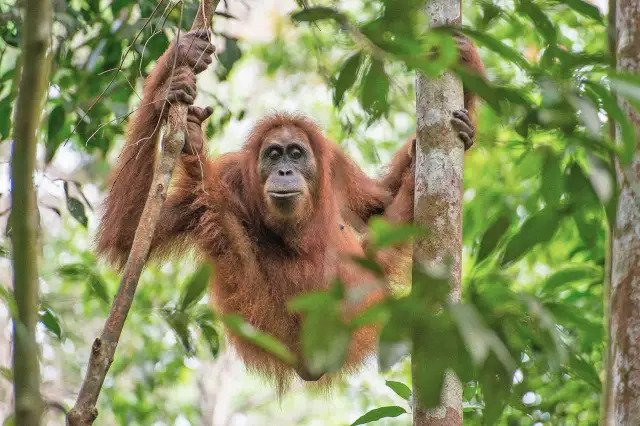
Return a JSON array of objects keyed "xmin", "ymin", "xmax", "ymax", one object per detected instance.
[
  {"xmin": 285, "ymin": 0, "xmax": 614, "ymax": 424},
  {"xmin": 0, "ymin": 0, "xmax": 628, "ymax": 424}
]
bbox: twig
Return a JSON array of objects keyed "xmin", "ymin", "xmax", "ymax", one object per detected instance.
[
  {"xmin": 66, "ymin": 1, "xmax": 220, "ymax": 424},
  {"xmin": 139, "ymin": 0, "xmax": 182, "ymax": 79},
  {"xmin": 63, "ymin": 0, "xmax": 168, "ymax": 147}
]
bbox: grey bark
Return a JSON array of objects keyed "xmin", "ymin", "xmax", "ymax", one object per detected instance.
[
  {"xmin": 10, "ymin": 0, "xmax": 52, "ymax": 424},
  {"xmin": 411, "ymin": 1, "xmax": 464, "ymax": 425},
  {"xmin": 605, "ymin": 1, "xmax": 640, "ymax": 424}
]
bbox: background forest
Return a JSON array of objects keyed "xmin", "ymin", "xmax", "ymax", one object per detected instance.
[{"xmin": 1, "ymin": 0, "xmax": 636, "ymax": 424}]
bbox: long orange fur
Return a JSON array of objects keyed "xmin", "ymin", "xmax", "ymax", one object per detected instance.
[{"xmin": 96, "ymin": 35, "xmax": 484, "ymax": 388}]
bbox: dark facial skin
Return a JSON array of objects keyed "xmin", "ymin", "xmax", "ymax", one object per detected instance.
[{"xmin": 258, "ymin": 126, "xmax": 317, "ymax": 222}]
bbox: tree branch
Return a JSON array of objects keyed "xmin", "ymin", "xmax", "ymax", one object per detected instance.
[
  {"xmin": 10, "ymin": 0, "xmax": 52, "ymax": 424},
  {"xmin": 604, "ymin": 0, "xmax": 640, "ymax": 423},
  {"xmin": 66, "ymin": 1, "xmax": 220, "ymax": 424},
  {"xmin": 411, "ymin": 1, "xmax": 464, "ymax": 425}
]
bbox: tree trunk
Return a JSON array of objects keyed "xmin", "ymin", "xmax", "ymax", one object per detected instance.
[
  {"xmin": 66, "ymin": 2, "xmax": 219, "ymax": 424},
  {"xmin": 605, "ymin": 0, "xmax": 640, "ymax": 424},
  {"xmin": 411, "ymin": 1, "xmax": 464, "ymax": 425},
  {"xmin": 10, "ymin": 0, "xmax": 52, "ymax": 424}
]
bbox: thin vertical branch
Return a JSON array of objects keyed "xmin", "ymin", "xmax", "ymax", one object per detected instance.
[
  {"xmin": 411, "ymin": 1, "xmax": 464, "ymax": 425},
  {"xmin": 66, "ymin": 1, "xmax": 220, "ymax": 424},
  {"xmin": 605, "ymin": 0, "xmax": 640, "ymax": 424},
  {"xmin": 10, "ymin": 0, "xmax": 52, "ymax": 424},
  {"xmin": 600, "ymin": 0, "xmax": 617, "ymax": 422}
]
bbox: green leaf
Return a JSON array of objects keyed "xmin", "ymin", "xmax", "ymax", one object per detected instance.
[
  {"xmin": 377, "ymin": 300, "xmax": 413, "ymax": 370},
  {"xmin": 463, "ymin": 381, "xmax": 477, "ymax": 401},
  {"xmin": 455, "ymin": 67, "xmax": 531, "ymax": 113},
  {"xmin": 572, "ymin": 95, "xmax": 601, "ymax": 136},
  {"xmin": 223, "ymin": 314, "xmax": 296, "ymax": 365},
  {"xmin": 573, "ymin": 213, "xmax": 600, "ymax": 247},
  {"xmin": 58, "ymin": 263, "xmax": 88, "ymax": 279},
  {"xmin": 540, "ymin": 265, "xmax": 601, "ymax": 295},
  {"xmin": 59, "ymin": 263, "xmax": 110, "ymax": 304},
  {"xmin": 40, "ymin": 308, "xmax": 62, "ymax": 339},
  {"xmin": 218, "ymin": 37, "xmax": 242, "ymax": 78},
  {"xmin": 333, "ymin": 52, "xmax": 362, "ymax": 106},
  {"xmin": 66, "ymin": 196, "xmax": 87, "ymax": 227},
  {"xmin": 544, "ymin": 302, "xmax": 603, "ymax": 346},
  {"xmin": 378, "ymin": 339, "xmax": 410, "ymax": 371},
  {"xmin": 180, "ymin": 265, "xmax": 212, "ymax": 311},
  {"xmin": 385, "ymin": 380, "xmax": 411, "ymax": 400},
  {"xmin": 46, "ymin": 105, "xmax": 66, "ymax": 163},
  {"xmin": 476, "ymin": 214, "xmax": 511, "ymax": 263},
  {"xmin": 520, "ymin": 295, "xmax": 568, "ymax": 366},
  {"xmin": 501, "ymin": 207, "xmax": 563, "ymax": 266},
  {"xmin": 89, "ymin": 274, "xmax": 110, "ymax": 304},
  {"xmin": 410, "ymin": 313, "xmax": 466, "ymax": 407},
  {"xmin": 194, "ymin": 307, "xmax": 219, "ymax": 356},
  {"xmin": 566, "ymin": 162, "xmax": 599, "ymax": 208},
  {"xmin": 198, "ymin": 322, "xmax": 220, "ymax": 357},
  {"xmin": 481, "ymin": 4, "xmax": 503, "ymax": 25},
  {"xmin": 608, "ymin": 72, "xmax": 640, "ymax": 110},
  {"xmin": 301, "ymin": 306, "xmax": 350, "ymax": 375},
  {"xmin": 350, "ymin": 406, "xmax": 406, "ymax": 426},
  {"xmin": 517, "ymin": 0, "xmax": 557, "ymax": 44},
  {"xmin": 288, "ymin": 290, "xmax": 333, "ymax": 312},
  {"xmin": 462, "ymin": 27, "xmax": 531, "ymax": 71},
  {"xmin": 360, "ymin": 59, "xmax": 389, "ymax": 119},
  {"xmin": 412, "ymin": 263, "xmax": 451, "ymax": 306},
  {"xmin": 479, "ymin": 354, "xmax": 511, "ymax": 425},
  {"xmin": 585, "ymin": 81, "xmax": 636, "ymax": 163},
  {"xmin": 289, "ymin": 281, "xmax": 351, "ymax": 375},
  {"xmin": 541, "ymin": 150, "xmax": 564, "ymax": 207},
  {"xmin": 64, "ymin": 182, "xmax": 89, "ymax": 227},
  {"xmin": 163, "ymin": 308, "xmax": 194, "ymax": 354},
  {"xmin": 350, "ymin": 301, "xmax": 389, "ymax": 328},
  {"xmin": 552, "ymin": 0, "xmax": 603, "ymax": 21},
  {"xmin": 350, "ymin": 255, "xmax": 385, "ymax": 278},
  {"xmin": 410, "ymin": 32, "xmax": 458, "ymax": 77},
  {"xmin": 291, "ymin": 7, "xmax": 343, "ymax": 23},
  {"xmin": 0, "ymin": 97, "xmax": 12, "ymax": 140},
  {"xmin": 567, "ymin": 353, "xmax": 601, "ymax": 389},
  {"xmin": 450, "ymin": 304, "xmax": 515, "ymax": 370},
  {"xmin": 368, "ymin": 217, "xmax": 424, "ymax": 249}
]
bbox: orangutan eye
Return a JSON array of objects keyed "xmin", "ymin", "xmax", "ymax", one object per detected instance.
[
  {"xmin": 267, "ymin": 146, "xmax": 282, "ymax": 160},
  {"xmin": 289, "ymin": 146, "xmax": 303, "ymax": 160}
]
